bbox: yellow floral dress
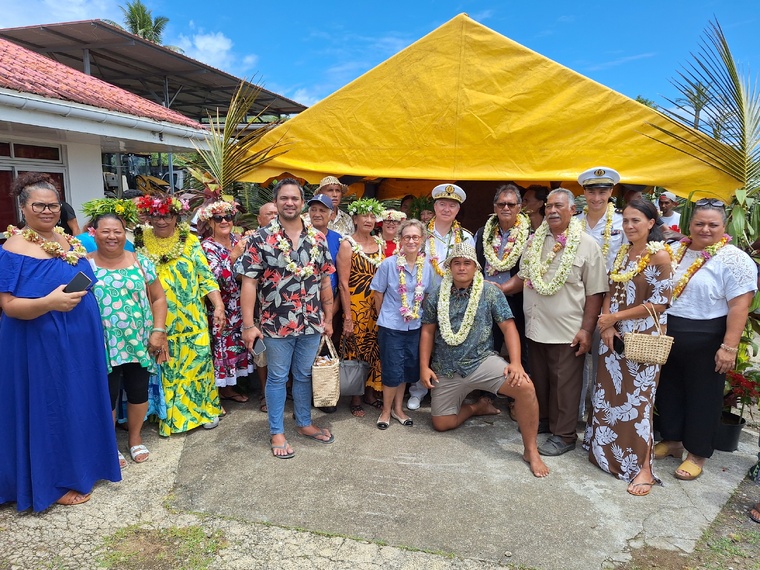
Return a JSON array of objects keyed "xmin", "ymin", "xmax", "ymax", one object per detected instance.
[
  {"xmin": 144, "ymin": 230, "xmax": 222, "ymax": 435},
  {"xmin": 345, "ymin": 249, "xmax": 382, "ymax": 391}
]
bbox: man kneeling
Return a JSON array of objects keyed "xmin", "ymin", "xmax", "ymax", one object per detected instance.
[{"xmin": 419, "ymin": 243, "xmax": 549, "ymax": 478}]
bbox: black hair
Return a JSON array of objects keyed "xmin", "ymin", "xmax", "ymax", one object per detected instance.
[
  {"xmin": 273, "ymin": 178, "xmax": 304, "ymax": 200},
  {"xmin": 523, "ymin": 184, "xmax": 549, "ymax": 217},
  {"xmin": 11, "ymin": 172, "xmax": 60, "ymax": 206},
  {"xmin": 92, "ymin": 213, "xmax": 126, "ymax": 229},
  {"xmin": 400, "ymin": 194, "xmax": 415, "ymax": 206},
  {"xmin": 625, "ymin": 199, "xmax": 664, "ymax": 242}
]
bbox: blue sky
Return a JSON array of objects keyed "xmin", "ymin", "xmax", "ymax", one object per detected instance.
[{"xmin": 3, "ymin": 0, "xmax": 759, "ymax": 109}]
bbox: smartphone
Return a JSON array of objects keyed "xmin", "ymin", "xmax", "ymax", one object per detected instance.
[
  {"xmin": 252, "ymin": 337, "xmax": 266, "ymax": 356},
  {"xmin": 63, "ymin": 271, "xmax": 93, "ymax": 293},
  {"xmin": 613, "ymin": 335, "xmax": 625, "ymax": 355}
]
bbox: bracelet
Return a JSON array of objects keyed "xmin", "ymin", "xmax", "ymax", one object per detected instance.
[
  {"xmin": 242, "ymin": 324, "xmax": 256, "ymax": 331},
  {"xmin": 151, "ymin": 328, "xmax": 166, "ymax": 333},
  {"xmin": 720, "ymin": 343, "xmax": 739, "ymax": 353}
]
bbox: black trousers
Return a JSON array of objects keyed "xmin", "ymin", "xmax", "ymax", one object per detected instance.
[{"xmin": 655, "ymin": 316, "xmax": 727, "ymax": 459}]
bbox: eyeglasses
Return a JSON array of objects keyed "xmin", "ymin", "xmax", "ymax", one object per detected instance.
[
  {"xmin": 401, "ymin": 235, "xmax": 422, "ymax": 242},
  {"xmin": 695, "ymin": 198, "xmax": 725, "ymax": 209},
  {"xmin": 211, "ymin": 214, "xmax": 234, "ymax": 222},
  {"xmin": 30, "ymin": 202, "xmax": 61, "ymax": 213},
  {"xmin": 384, "ymin": 219, "xmax": 400, "ymax": 224},
  {"xmin": 495, "ymin": 201, "xmax": 519, "ymax": 209}
]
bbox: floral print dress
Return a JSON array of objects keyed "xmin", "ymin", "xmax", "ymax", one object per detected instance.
[
  {"xmin": 202, "ymin": 235, "xmax": 252, "ymax": 386},
  {"xmin": 583, "ymin": 255, "xmax": 672, "ymax": 482}
]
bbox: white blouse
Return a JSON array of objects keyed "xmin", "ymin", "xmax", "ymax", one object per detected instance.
[{"xmin": 668, "ymin": 244, "xmax": 757, "ymax": 319}]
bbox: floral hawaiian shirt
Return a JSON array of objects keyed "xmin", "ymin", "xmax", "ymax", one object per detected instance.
[
  {"xmin": 239, "ymin": 219, "xmax": 335, "ymax": 338},
  {"xmin": 421, "ymin": 280, "xmax": 512, "ymax": 377}
]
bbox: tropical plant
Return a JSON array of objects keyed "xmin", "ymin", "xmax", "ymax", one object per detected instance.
[
  {"xmin": 104, "ymin": 0, "xmax": 182, "ymax": 52},
  {"xmin": 635, "ymin": 95, "xmax": 658, "ymax": 110}
]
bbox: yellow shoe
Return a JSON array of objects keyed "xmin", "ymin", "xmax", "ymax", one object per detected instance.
[
  {"xmin": 674, "ymin": 459, "xmax": 703, "ymax": 481},
  {"xmin": 654, "ymin": 442, "xmax": 684, "ymax": 460}
]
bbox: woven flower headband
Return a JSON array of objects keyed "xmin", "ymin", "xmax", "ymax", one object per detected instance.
[
  {"xmin": 347, "ymin": 198, "xmax": 384, "ymax": 219},
  {"xmin": 135, "ymin": 195, "xmax": 190, "ymax": 217},
  {"xmin": 82, "ymin": 198, "xmax": 139, "ymax": 227},
  {"xmin": 197, "ymin": 200, "xmax": 237, "ymax": 222},
  {"xmin": 381, "ymin": 209, "xmax": 407, "ymax": 222}
]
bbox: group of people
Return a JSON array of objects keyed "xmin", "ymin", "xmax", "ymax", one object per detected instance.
[{"xmin": 1, "ymin": 165, "xmax": 757, "ymax": 512}]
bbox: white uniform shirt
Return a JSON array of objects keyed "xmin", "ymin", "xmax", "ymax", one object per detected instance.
[
  {"xmin": 426, "ymin": 223, "xmax": 474, "ymax": 288},
  {"xmin": 668, "ymin": 244, "xmax": 757, "ymax": 319},
  {"xmin": 577, "ymin": 209, "xmax": 624, "ymax": 272}
]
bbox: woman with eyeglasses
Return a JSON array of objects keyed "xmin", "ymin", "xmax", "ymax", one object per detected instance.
[
  {"xmin": 379, "ymin": 209, "xmax": 406, "ymax": 257},
  {"xmin": 370, "ymin": 219, "xmax": 432, "ymax": 429},
  {"xmin": 654, "ymin": 198, "xmax": 757, "ymax": 481},
  {"xmin": 0, "ymin": 173, "xmax": 121, "ymax": 510},
  {"xmin": 199, "ymin": 201, "xmax": 252, "ymax": 405},
  {"xmin": 134, "ymin": 195, "xmax": 225, "ymax": 435}
]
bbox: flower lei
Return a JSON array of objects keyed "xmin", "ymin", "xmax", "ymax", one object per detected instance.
[
  {"xmin": 584, "ymin": 202, "xmax": 615, "ymax": 257},
  {"xmin": 397, "ymin": 253, "xmax": 426, "ymax": 321},
  {"xmin": 270, "ymin": 217, "xmax": 321, "ymax": 278},
  {"xmin": 5, "ymin": 225, "xmax": 86, "ymax": 265},
  {"xmin": 437, "ymin": 271, "xmax": 484, "ymax": 346},
  {"xmin": 134, "ymin": 222, "xmax": 190, "ymax": 265},
  {"xmin": 197, "ymin": 200, "xmax": 236, "ymax": 222},
  {"xmin": 609, "ymin": 241, "xmax": 673, "ymax": 283},
  {"xmin": 671, "ymin": 234, "xmax": 731, "ymax": 302},
  {"xmin": 522, "ymin": 217, "xmax": 583, "ymax": 295},
  {"xmin": 343, "ymin": 234, "xmax": 385, "ymax": 267},
  {"xmin": 347, "ymin": 198, "xmax": 384, "ymax": 218},
  {"xmin": 428, "ymin": 218, "xmax": 464, "ymax": 277},
  {"xmin": 482, "ymin": 213, "xmax": 530, "ymax": 275},
  {"xmin": 381, "ymin": 209, "xmax": 407, "ymax": 222},
  {"xmin": 135, "ymin": 195, "xmax": 189, "ymax": 217}
]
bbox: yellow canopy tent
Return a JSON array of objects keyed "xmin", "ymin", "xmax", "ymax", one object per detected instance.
[{"xmin": 244, "ymin": 13, "xmax": 739, "ymax": 202}]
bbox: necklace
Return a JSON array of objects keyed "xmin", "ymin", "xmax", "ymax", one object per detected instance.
[
  {"xmin": 271, "ymin": 218, "xmax": 321, "ymax": 278},
  {"xmin": 343, "ymin": 234, "xmax": 385, "ymax": 267},
  {"xmin": 482, "ymin": 213, "xmax": 530, "ymax": 275},
  {"xmin": 6, "ymin": 225, "xmax": 86, "ymax": 265},
  {"xmin": 584, "ymin": 203, "xmax": 615, "ymax": 257},
  {"xmin": 437, "ymin": 272, "xmax": 484, "ymax": 346},
  {"xmin": 428, "ymin": 218, "xmax": 464, "ymax": 277},
  {"xmin": 522, "ymin": 217, "xmax": 583, "ymax": 295},
  {"xmin": 397, "ymin": 253, "xmax": 426, "ymax": 321},
  {"xmin": 672, "ymin": 234, "xmax": 731, "ymax": 302},
  {"xmin": 135, "ymin": 223, "xmax": 190, "ymax": 265},
  {"xmin": 609, "ymin": 241, "xmax": 672, "ymax": 283}
]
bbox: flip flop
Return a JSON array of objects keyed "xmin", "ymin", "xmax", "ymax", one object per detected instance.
[
  {"xmin": 749, "ymin": 504, "xmax": 760, "ymax": 523},
  {"xmin": 118, "ymin": 451, "xmax": 127, "ymax": 469},
  {"xmin": 627, "ymin": 480, "xmax": 656, "ymax": 496},
  {"xmin": 674, "ymin": 459, "xmax": 703, "ymax": 481},
  {"xmin": 363, "ymin": 398, "xmax": 383, "ymax": 410},
  {"xmin": 298, "ymin": 427, "xmax": 335, "ymax": 444},
  {"xmin": 56, "ymin": 491, "xmax": 92, "ymax": 506},
  {"xmin": 350, "ymin": 405, "xmax": 365, "ymax": 417},
  {"xmin": 221, "ymin": 393, "xmax": 249, "ymax": 403},
  {"xmin": 271, "ymin": 440, "xmax": 295, "ymax": 459},
  {"xmin": 129, "ymin": 444, "xmax": 150, "ymax": 463},
  {"xmin": 259, "ymin": 396, "xmax": 267, "ymax": 413}
]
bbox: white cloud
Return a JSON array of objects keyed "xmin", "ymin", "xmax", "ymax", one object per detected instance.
[
  {"xmin": 289, "ymin": 88, "xmax": 322, "ymax": 108},
  {"xmin": 470, "ymin": 10, "xmax": 495, "ymax": 22},
  {"xmin": 174, "ymin": 30, "xmax": 258, "ymax": 76},
  {"xmin": 586, "ymin": 52, "xmax": 657, "ymax": 72}
]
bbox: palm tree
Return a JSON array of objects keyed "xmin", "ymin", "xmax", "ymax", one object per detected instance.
[
  {"xmin": 673, "ymin": 82, "xmax": 711, "ymax": 130},
  {"xmin": 119, "ymin": 0, "xmax": 168, "ymax": 44}
]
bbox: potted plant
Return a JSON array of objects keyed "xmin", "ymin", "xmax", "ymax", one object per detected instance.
[{"xmin": 715, "ymin": 356, "xmax": 760, "ymax": 451}]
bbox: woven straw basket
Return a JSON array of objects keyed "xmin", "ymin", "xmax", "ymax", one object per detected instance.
[
  {"xmin": 312, "ymin": 336, "xmax": 340, "ymax": 407},
  {"xmin": 623, "ymin": 304, "xmax": 674, "ymax": 366}
]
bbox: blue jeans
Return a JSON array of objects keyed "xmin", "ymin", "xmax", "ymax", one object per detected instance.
[{"xmin": 263, "ymin": 333, "xmax": 322, "ymax": 435}]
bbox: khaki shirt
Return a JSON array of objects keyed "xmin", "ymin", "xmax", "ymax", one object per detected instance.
[{"xmin": 520, "ymin": 231, "xmax": 608, "ymax": 344}]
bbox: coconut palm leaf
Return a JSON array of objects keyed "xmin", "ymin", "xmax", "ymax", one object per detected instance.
[{"xmin": 191, "ymin": 80, "xmax": 288, "ymax": 193}]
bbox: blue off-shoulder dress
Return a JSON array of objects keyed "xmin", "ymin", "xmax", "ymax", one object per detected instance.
[{"xmin": 0, "ymin": 248, "xmax": 121, "ymax": 512}]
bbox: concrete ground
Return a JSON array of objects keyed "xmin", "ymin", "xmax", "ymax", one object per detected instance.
[{"xmin": 0, "ymin": 396, "xmax": 757, "ymax": 570}]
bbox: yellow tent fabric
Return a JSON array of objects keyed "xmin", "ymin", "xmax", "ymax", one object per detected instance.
[{"xmin": 245, "ymin": 13, "xmax": 739, "ymax": 201}]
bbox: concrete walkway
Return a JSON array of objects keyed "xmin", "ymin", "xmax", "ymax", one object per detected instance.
[{"xmin": 0, "ymin": 397, "xmax": 757, "ymax": 569}]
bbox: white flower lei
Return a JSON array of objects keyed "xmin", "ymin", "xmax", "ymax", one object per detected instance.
[
  {"xmin": 271, "ymin": 217, "xmax": 321, "ymax": 278},
  {"xmin": 583, "ymin": 202, "xmax": 615, "ymax": 256},
  {"xmin": 343, "ymin": 234, "xmax": 385, "ymax": 267},
  {"xmin": 437, "ymin": 272, "xmax": 484, "ymax": 346},
  {"xmin": 482, "ymin": 212, "xmax": 530, "ymax": 275},
  {"xmin": 397, "ymin": 253, "xmax": 426, "ymax": 321},
  {"xmin": 522, "ymin": 217, "xmax": 582, "ymax": 296}
]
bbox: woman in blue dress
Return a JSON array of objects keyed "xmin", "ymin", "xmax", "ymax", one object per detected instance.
[{"xmin": 0, "ymin": 173, "xmax": 121, "ymax": 511}]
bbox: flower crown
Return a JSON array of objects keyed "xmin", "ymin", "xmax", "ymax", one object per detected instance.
[
  {"xmin": 82, "ymin": 198, "xmax": 139, "ymax": 227},
  {"xmin": 197, "ymin": 200, "xmax": 237, "ymax": 222},
  {"xmin": 136, "ymin": 195, "xmax": 190, "ymax": 217},
  {"xmin": 347, "ymin": 198, "xmax": 384, "ymax": 219},
  {"xmin": 381, "ymin": 209, "xmax": 407, "ymax": 222}
]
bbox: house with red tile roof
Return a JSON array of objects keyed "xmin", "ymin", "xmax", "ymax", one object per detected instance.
[{"xmin": 0, "ymin": 37, "xmax": 208, "ymax": 229}]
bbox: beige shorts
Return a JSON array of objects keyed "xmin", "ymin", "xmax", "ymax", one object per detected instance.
[{"xmin": 430, "ymin": 355, "xmax": 508, "ymax": 417}]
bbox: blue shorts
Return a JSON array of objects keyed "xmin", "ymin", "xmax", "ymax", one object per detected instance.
[{"xmin": 378, "ymin": 326, "xmax": 421, "ymax": 388}]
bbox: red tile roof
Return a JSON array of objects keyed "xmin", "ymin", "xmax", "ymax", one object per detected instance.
[{"xmin": 0, "ymin": 38, "xmax": 203, "ymax": 129}]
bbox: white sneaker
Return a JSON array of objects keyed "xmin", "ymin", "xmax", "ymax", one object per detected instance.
[
  {"xmin": 203, "ymin": 416, "xmax": 220, "ymax": 430},
  {"xmin": 407, "ymin": 396, "xmax": 421, "ymax": 410}
]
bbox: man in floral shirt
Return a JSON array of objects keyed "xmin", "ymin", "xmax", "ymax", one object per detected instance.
[
  {"xmin": 240, "ymin": 179, "xmax": 336, "ymax": 459},
  {"xmin": 419, "ymin": 243, "xmax": 548, "ymax": 478}
]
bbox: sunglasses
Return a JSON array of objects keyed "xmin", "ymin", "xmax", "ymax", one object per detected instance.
[
  {"xmin": 211, "ymin": 214, "xmax": 234, "ymax": 222},
  {"xmin": 695, "ymin": 198, "xmax": 725, "ymax": 209}
]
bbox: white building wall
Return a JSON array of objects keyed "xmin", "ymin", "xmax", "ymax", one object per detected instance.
[{"xmin": 64, "ymin": 142, "xmax": 105, "ymax": 218}]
